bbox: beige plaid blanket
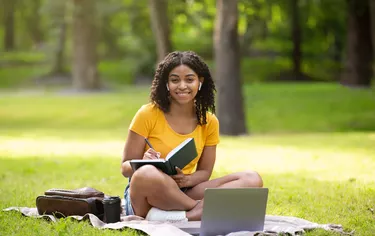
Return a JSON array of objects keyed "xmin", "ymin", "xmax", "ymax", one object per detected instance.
[{"xmin": 3, "ymin": 207, "xmax": 352, "ymax": 236}]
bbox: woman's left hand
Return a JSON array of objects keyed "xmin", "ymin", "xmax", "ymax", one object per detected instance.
[{"xmin": 171, "ymin": 167, "xmax": 190, "ymax": 188}]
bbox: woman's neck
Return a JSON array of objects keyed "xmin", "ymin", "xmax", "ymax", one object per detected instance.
[{"xmin": 168, "ymin": 101, "xmax": 195, "ymax": 118}]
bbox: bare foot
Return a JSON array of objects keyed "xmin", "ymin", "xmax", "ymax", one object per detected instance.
[{"xmin": 186, "ymin": 200, "xmax": 204, "ymax": 221}]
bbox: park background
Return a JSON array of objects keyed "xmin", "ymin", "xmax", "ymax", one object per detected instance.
[{"xmin": 0, "ymin": 0, "xmax": 374, "ymax": 235}]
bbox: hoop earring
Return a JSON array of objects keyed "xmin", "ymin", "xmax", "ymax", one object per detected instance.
[
  {"xmin": 166, "ymin": 84, "xmax": 169, "ymax": 91},
  {"xmin": 198, "ymin": 82, "xmax": 202, "ymax": 91}
]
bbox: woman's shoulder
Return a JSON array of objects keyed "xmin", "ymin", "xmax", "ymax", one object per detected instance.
[
  {"xmin": 130, "ymin": 103, "xmax": 161, "ymax": 136},
  {"xmin": 132, "ymin": 102, "xmax": 161, "ymax": 122},
  {"xmin": 203, "ymin": 111, "xmax": 220, "ymax": 145},
  {"xmin": 205, "ymin": 111, "xmax": 219, "ymax": 126},
  {"xmin": 137, "ymin": 102, "xmax": 160, "ymax": 114}
]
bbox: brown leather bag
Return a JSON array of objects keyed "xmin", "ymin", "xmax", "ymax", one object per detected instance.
[{"xmin": 36, "ymin": 187, "xmax": 105, "ymax": 219}]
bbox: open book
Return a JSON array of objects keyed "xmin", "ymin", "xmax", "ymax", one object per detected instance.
[{"xmin": 130, "ymin": 138, "xmax": 197, "ymax": 175}]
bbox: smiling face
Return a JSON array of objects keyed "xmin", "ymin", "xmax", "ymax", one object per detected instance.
[{"xmin": 167, "ymin": 64, "xmax": 203, "ymax": 105}]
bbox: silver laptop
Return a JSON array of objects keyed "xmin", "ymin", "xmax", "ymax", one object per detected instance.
[{"xmin": 181, "ymin": 188, "xmax": 268, "ymax": 236}]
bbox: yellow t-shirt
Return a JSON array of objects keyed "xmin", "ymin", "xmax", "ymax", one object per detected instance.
[{"xmin": 129, "ymin": 103, "xmax": 220, "ymax": 174}]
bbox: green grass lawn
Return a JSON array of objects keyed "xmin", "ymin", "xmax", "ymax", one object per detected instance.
[{"xmin": 0, "ymin": 83, "xmax": 374, "ymax": 235}]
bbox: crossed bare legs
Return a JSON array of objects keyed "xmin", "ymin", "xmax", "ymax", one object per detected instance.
[{"xmin": 129, "ymin": 165, "xmax": 263, "ymax": 221}]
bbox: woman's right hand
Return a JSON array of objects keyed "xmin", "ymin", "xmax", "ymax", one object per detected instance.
[{"xmin": 143, "ymin": 148, "xmax": 161, "ymax": 160}]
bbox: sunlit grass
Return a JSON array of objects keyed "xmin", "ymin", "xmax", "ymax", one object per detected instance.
[
  {"xmin": 1, "ymin": 83, "xmax": 375, "ymax": 235},
  {"xmin": 1, "ymin": 132, "xmax": 374, "ymax": 183},
  {"xmin": 244, "ymin": 83, "xmax": 375, "ymax": 133},
  {"xmin": 1, "ymin": 132, "xmax": 374, "ymax": 235}
]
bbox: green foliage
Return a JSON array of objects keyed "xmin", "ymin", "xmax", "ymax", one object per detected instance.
[
  {"xmin": 0, "ymin": 65, "xmax": 49, "ymax": 87},
  {"xmin": 170, "ymin": 0, "xmax": 215, "ymax": 57},
  {"xmin": 0, "ymin": 0, "xmax": 350, "ymax": 84},
  {"xmin": 98, "ymin": 59, "xmax": 138, "ymax": 85},
  {"xmin": 240, "ymin": 57, "xmax": 291, "ymax": 82},
  {"xmin": 0, "ymin": 51, "xmax": 46, "ymax": 64},
  {"xmin": 0, "ymin": 55, "xmax": 341, "ymax": 89},
  {"xmin": 0, "ymin": 52, "xmax": 49, "ymax": 88}
]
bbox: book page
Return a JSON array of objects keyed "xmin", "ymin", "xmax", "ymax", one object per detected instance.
[
  {"xmin": 131, "ymin": 159, "xmax": 166, "ymax": 163},
  {"xmin": 166, "ymin": 138, "xmax": 193, "ymax": 160}
]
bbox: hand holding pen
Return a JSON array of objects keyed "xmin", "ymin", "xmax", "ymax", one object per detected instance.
[{"xmin": 143, "ymin": 138, "xmax": 160, "ymax": 159}]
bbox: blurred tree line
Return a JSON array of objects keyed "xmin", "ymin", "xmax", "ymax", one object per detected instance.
[{"xmin": 1, "ymin": 0, "xmax": 374, "ymax": 134}]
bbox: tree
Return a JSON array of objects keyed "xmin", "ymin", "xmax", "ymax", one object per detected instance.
[
  {"xmin": 51, "ymin": 15, "xmax": 67, "ymax": 76},
  {"xmin": 72, "ymin": 0, "xmax": 101, "ymax": 90},
  {"xmin": 214, "ymin": 0, "xmax": 247, "ymax": 135},
  {"xmin": 291, "ymin": 0, "xmax": 302, "ymax": 80},
  {"xmin": 26, "ymin": 0, "xmax": 44, "ymax": 46},
  {"xmin": 45, "ymin": 0, "xmax": 68, "ymax": 76},
  {"xmin": 3, "ymin": 0, "xmax": 16, "ymax": 51},
  {"xmin": 369, "ymin": 0, "xmax": 375, "ymax": 74},
  {"xmin": 148, "ymin": 0, "xmax": 172, "ymax": 63},
  {"xmin": 341, "ymin": 0, "xmax": 373, "ymax": 87},
  {"xmin": 239, "ymin": 0, "xmax": 268, "ymax": 56}
]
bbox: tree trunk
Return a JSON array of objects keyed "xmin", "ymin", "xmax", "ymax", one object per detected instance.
[
  {"xmin": 50, "ymin": 17, "xmax": 67, "ymax": 75},
  {"xmin": 148, "ymin": 0, "xmax": 172, "ymax": 63},
  {"xmin": 291, "ymin": 0, "xmax": 302, "ymax": 80},
  {"xmin": 72, "ymin": 0, "xmax": 100, "ymax": 90},
  {"xmin": 27, "ymin": 0, "xmax": 44, "ymax": 46},
  {"xmin": 341, "ymin": 0, "xmax": 373, "ymax": 87},
  {"xmin": 214, "ymin": 0, "xmax": 247, "ymax": 136},
  {"xmin": 3, "ymin": 0, "xmax": 16, "ymax": 51},
  {"xmin": 369, "ymin": 0, "xmax": 375, "ymax": 76}
]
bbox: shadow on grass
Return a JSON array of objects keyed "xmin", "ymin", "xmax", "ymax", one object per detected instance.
[{"xmin": 1, "ymin": 157, "xmax": 374, "ymax": 235}]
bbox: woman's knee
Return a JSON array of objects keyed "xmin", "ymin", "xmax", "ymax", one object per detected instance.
[
  {"xmin": 239, "ymin": 170, "xmax": 263, "ymax": 187},
  {"xmin": 131, "ymin": 165, "xmax": 165, "ymax": 190}
]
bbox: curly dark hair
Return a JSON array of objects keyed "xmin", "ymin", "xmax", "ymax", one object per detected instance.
[{"xmin": 150, "ymin": 51, "xmax": 216, "ymax": 125}]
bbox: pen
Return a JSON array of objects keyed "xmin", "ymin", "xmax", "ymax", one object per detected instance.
[
  {"xmin": 144, "ymin": 138, "xmax": 154, "ymax": 149},
  {"xmin": 145, "ymin": 138, "xmax": 160, "ymax": 159}
]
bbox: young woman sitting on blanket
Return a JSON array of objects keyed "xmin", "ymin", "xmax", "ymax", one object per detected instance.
[{"xmin": 121, "ymin": 51, "xmax": 263, "ymax": 222}]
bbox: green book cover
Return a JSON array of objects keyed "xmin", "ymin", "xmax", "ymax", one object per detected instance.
[{"xmin": 130, "ymin": 138, "xmax": 197, "ymax": 175}]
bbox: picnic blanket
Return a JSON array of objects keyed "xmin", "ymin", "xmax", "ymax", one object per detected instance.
[{"xmin": 3, "ymin": 207, "xmax": 353, "ymax": 236}]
